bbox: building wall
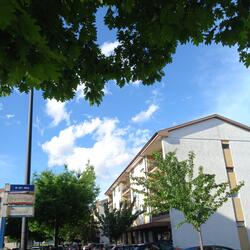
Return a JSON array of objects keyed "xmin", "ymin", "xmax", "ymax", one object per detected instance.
[
  {"xmin": 130, "ymin": 159, "xmax": 146, "ymax": 226},
  {"xmin": 230, "ymin": 141, "xmax": 250, "ymax": 243},
  {"xmin": 112, "ymin": 183, "xmax": 123, "ymax": 209},
  {"xmin": 96, "ymin": 199, "xmax": 109, "ymax": 245},
  {"xmin": 163, "ymin": 118, "xmax": 250, "ymax": 249}
]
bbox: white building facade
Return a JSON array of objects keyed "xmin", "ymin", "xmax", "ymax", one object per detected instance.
[
  {"xmin": 95, "ymin": 199, "xmax": 110, "ymax": 245},
  {"xmin": 105, "ymin": 115, "xmax": 250, "ymax": 250}
]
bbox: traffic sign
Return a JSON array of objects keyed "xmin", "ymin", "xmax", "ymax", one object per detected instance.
[
  {"xmin": 6, "ymin": 206, "xmax": 34, "ymax": 217},
  {"xmin": 10, "ymin": 184, "xmax": 34, "ymax": 193},
  {"xmin": 7, "ymin": 193, "xmax": 35, "ymax": 205}
]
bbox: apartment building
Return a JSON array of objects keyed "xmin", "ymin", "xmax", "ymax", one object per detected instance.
[
  {"xmin": 95, "ymin": 199, "xmax": 109, "ymax": 245},
  {"xmin": 105, "ymin": 114, "xmax": 250, "ymax": 250}
]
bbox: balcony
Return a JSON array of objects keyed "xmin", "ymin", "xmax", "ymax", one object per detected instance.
[
  {"xmin": 122, "ymin": 185, "xmax": 131, "ymax": 201},
  {"xmin": 147, "ymin": 157, "xmax": 158, "ymax": 173},
  {"xmin": 152, "ymin": 212, "xmax": 169, "ymax": 222}
]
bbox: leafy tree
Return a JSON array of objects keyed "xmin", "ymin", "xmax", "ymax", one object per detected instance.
[
  {"xmin": 31, "ymin": 164, "xmax": 99, "ymax": 247},
  {"xmin": 5, "ymin": 218, "xmax": 48, "ymax": 243},
  {"xmin": 0, "ymin": 1, "xmax": 249, "ymax": 104},
  {"xmin": 96, "ymin": 199, "xmax": 143, "ymax": 244},
  {"xmin": 134, "ymin": 152, "xmax": 243, "ymax": 250},
  {"xmin": 61, "ymin": 214, "xmax": 100, "ymax": 243},
  {"xmin": 5, "ymin": 218, "xmax": 21, "ymax": 242}
]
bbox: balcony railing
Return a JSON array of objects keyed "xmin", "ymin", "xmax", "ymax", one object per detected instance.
[
  {"xmin": 147, "ymin": 159, "xmax": 158, "ymax": 173},
  {"xmin": 122, "ymin": 185, "xmax": 131, "ymax": 200}
]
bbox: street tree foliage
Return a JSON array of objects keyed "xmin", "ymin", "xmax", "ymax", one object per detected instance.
[
  {"xmin": 60, "ymin": 215, "xmax": 100, "ymax": 243},
  {"xmin": 5, "ymin": 218, "xmax": 49, "ymax": 242},
  {"xmin": 0, "ymin": 1, "xmax": 249, "ymax": 104},
  {"xmin": 134, "ymin": 152, "xmax": 244, "ymax": 250},
  {"xmin": 96, "ymin": 199, "xmax": 143, "ymax": 244},
  {"xmin": 31, "ymin": 164, "xmax": 99, "ymax": 247},
  {"xmin": 5, "ymin": 218, "xmax": 21, "ymax": 242}
]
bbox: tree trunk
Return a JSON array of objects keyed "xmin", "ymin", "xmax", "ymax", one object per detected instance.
[
  {"xmin": 198, "ymin": 227, "xmax": 204, "ymax": 250},
  {"xmin": 54, "ymin": 220, "xmax": 59, "ymax": 248}
]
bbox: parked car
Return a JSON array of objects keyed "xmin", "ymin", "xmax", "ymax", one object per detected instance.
[
  {"xmin": 110, "ymin": 241, "xmax": 175, "ymax": 250},
  {"xmin": 184, "ymin": 246, "xmax": 235, "ymax": 250},
  {"xmin": 133, "ymin": 240, "xmax": 174, "ymax": 250},
  {"xmin": 110, "ymin": 245, "xmax": 126, "ymax": 250},
  {"xmin": 83, "ymin": 243, "xmax": 105, "ymax": 250}
]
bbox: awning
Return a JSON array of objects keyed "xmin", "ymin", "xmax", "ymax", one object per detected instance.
[{"xmin": 129, "ymin": 221, "xmax": 171, "ymax": 231}]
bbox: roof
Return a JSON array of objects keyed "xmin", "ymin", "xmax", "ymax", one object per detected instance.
[
  {"xmin": 105, "ymin": 114, "xmax": 250, "ymax": 194},
  {"xmin": 158, "ymin": 114, "xmax": 250, "ymax": 134}
]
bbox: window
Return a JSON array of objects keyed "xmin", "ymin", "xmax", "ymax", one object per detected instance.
[
  {"xmin": 237, "ymin": 221, "xmax": 245, "ymax": 227},
  {"xmin": 221, "ymin": 141, "xmax": 234, "ymax": 168},
  {"xmin": 222, "ymin": 143, "xmax": 229, "ymax": 149}
]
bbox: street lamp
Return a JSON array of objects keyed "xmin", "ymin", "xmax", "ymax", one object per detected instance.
[{"xmin": 20, "ymin": 88, "xmax": 34, "ymax": 250}]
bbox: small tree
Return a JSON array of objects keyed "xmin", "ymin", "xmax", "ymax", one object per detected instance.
[
  {"xmin": 31, "ymin": 164, "xmax": 99, "ymax": 247},
  {"xmin": 134, "ymin": 152, "xmax": 243, "ymax": 250},
  {"xmin": 96, "ymin": 199, "xmax": 143, "ymax": 245}
]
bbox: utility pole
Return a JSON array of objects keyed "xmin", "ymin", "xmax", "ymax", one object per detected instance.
[{"xmin": 20, "ymin": 89, "xmax": 34, "ymax": 250}]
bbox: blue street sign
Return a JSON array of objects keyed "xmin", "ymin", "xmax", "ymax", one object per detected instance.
[{"xmin": 10, "ymin": 184, "xmax": 35, "ymax": 192}]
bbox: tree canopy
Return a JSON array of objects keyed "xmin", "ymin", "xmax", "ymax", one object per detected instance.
[
  {"xmin": 0, "ymin": 1, "xmax": 249, "ymax": 104},
  {"xmin": 31, "ymin": 164, "xmax": 99, "ymax": 247},
  {"xmin": 96, "ymin": 199, "xmax": 143, "ymax": 244},
  {"xmin": 134, "ymin": 152, "xmax": 243, "ymax": 249}
]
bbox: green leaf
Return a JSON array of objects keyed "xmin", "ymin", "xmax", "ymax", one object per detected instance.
[{"xmin": 0, "ymin": 0, "xmax": 17, "ymax": 29}]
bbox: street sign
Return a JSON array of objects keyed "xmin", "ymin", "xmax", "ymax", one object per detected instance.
[
  {"xmin": 1, "ymin": 184, "xmax": 36, "ymax": 218},
  {"xmin": 10, "ymin": 184, "xmax": 34, "ymax": 193},
  {"xmin": 6, "ymin": 206, "xmax": 34, "ymax": 217},
  {"xmin": 7, "ymin": 193, "xmax": 35, "ymax": 205}
]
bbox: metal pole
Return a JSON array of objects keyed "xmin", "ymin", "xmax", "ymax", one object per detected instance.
[
  {"xmin": 21, "ymin": 88, "xmax": 34, "ymax": 250},
  {"xmin": 0, "ymin": 217, "xmax": 6, "ymax": 249}
]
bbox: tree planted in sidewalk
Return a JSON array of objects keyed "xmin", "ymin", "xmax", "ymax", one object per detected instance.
[
  {"xmin": 0, "ymin": 1, "xmax": 249, "ymax": 103},
  {"xmin": 96, "ymin": 199, "xmax": 143, "ymax": 244},
  {"xmin": 31, "ymin": 164, "xmax": 99, "ymax": 247},
  {"xmin": 134, "ymin": 151, "xmax": 243, "ymax": 250},
  {"xmin": 60, "ymin": 214, "xmax": 99, "ymax": 243}
]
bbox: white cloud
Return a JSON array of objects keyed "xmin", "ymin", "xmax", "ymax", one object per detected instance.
[
  {"xmin": 46, "ymin": 99, "xmax": 70, "ymax": 127},
  {"xmin": 132, "ymin": 104, "xmax": 159, "ymax": 123},
  {"xmin": 42, "ymin": 117, "xmax": 150, "ymax": 179},
  {"xmin": 75, "ymin": 84, "xmax": 85, "ymax": 101},
  {"xmin": 6, "ymin": 114, "xmax": 15, "ymax": 119},
  {"xmin": 213, "ymin": 77, "xmax": 250, "ymax": 124},
  {"xmin": 131, "ymin": 80, "xmax": 142, "ymax": 86},
  {"xmin": 0, "ymin": 154, "xmax": 14, "ymax": 170},
  {"xmin": 34, "ymin": 117, "xmax": 45, "ymax": 136},
  {"xmin": 103, "ymin": 86, "xmax": 112, "ymax": 95},
  {"xmin": 100, "ymin": 41, "xmax": 120, "ymax": 56},
  {"xmin": 197, "ymin": 46, "xmax": 250, "ymax": 125},
  {"xmin": 181, "ymin": 96, "xmax": 192, "ymax": 101},
  {"xmin": 75, "ymin": 84, "xmax": 111, "ymax": 102}
]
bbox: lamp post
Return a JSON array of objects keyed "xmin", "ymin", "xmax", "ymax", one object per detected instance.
[{"xmin": 20, "ymin": 88, "xmax": 34, "ymax": 250}]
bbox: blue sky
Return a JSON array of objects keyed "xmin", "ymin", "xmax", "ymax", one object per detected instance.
[{"xmin": 0, "ymin": 11, "xmax": 250, "ymax": 198}]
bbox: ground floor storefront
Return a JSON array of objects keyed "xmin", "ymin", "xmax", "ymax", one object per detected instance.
[{"xmin": 122, "ymin": 221, "xmax": 172, "ymax": 244}]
